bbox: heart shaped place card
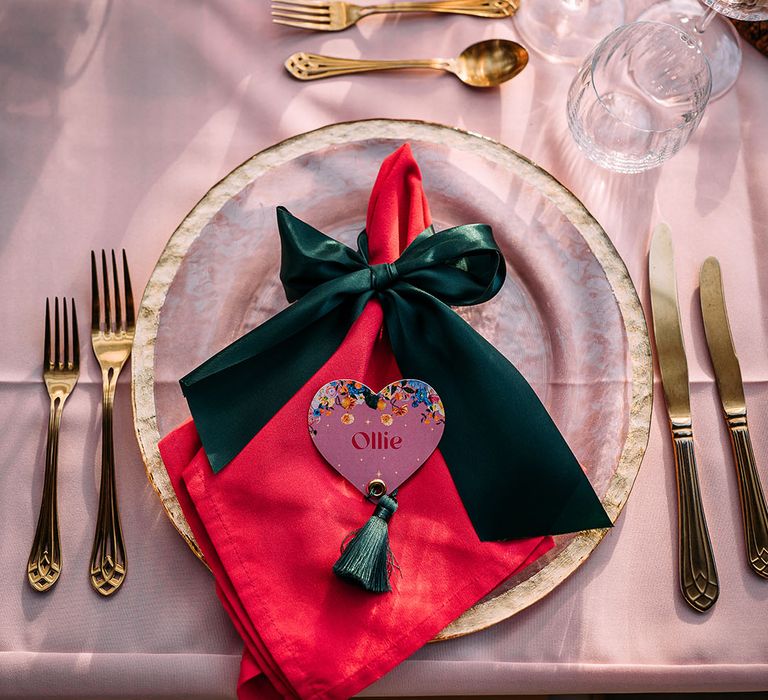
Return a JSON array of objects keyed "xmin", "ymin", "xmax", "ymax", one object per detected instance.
[{"xmin": 309, "ymin": 379, "xmax": 445, "ymax": 498}]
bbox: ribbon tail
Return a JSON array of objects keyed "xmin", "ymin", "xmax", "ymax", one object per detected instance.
[
  {"xmin": 181, "ymin": 283, "xmax": 372, "ymax": 472},
  {"xmin": 384, "ymin": 289, "xmax": 612, "ymax": 541}
]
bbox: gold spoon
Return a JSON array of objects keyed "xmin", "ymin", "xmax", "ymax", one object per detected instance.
[{"xmin": 284, "ymin": 39, "xmax": 529, "ymax": 87}]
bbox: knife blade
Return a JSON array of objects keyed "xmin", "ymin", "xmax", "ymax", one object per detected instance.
[
  {"xmin": 649, "ymin": 223, "xmax": 719, "ymax": 612},
  {"xmin": 700, "ymin": 257, "xmax": 768, "ymax": 578}
]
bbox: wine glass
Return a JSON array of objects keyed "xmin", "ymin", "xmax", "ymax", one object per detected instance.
[
  {"xmin": 638, "ymin": 0, "xmax": 768, "ymax": 99},
  {"xmin": 566, "ymin": 21, "xmax": 712, "ymax": 173},
  {"xmin": 514, "ymin": 0, "xmax": 626, "ymax": 63}
]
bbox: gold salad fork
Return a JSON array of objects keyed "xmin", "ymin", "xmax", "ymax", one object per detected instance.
[
  {"xmin": 272, "ymin": 0, "xmax": 517, "ymax": 31},
  {"xmin": 27, "ymin": 298, "xmax": 79, "ymax": 592},
  {"xmin": 90, "ymin": 250, "xmax": 134, "ymax": 596}
]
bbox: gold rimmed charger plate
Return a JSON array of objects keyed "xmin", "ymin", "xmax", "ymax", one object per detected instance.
[{"xmin": 131, "ymin": 119, "xmax": 652, "ymax": 641}]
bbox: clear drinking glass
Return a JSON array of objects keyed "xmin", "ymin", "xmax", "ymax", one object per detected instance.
[
  {"xmin": 638, "ymin": 0, "xmax": 768, "ymax": 99},
  {"xmin": 514, "ymin": 0, "xmax": 626, "ymax": 64},
  {"xmin": 566, "ymin": 21, "xmax": 712, "ymax": 174}
]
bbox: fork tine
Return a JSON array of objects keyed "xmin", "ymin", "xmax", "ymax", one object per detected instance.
[
  {"xmin": 111, "ymin": 250, "xmax": 122, "ymax": 332},
  {"xmin": 72, "ymin": 299, "xmax": 80, "ymax": 369},
  {"xmin": 123, "ymin": 250, "xmax": 135, "ymax": 330},
  {"xmin": 271, "ymin": 10, "xmax": 331, "ymax": 21},
  {"xmin": 54, "ymin": 297, "xmax": 61, "ymax": 369},
  {"xmin": 271, "ymin": 0, "xmax": 330, "ymax": 7},
  {"xmin": 272, "ymin": 3, "xmax": 330, "ymax": 14},
  {"xmin": 44, "ymin": 298, "xmax": 52, "ymax": 369},
  {"xmin": 101, "ymin": 250, "xmax": 111, "ymax": 333},
  {"xmin": 273, "ymin": 17, "xmax": 335, "ymax": 29},
  {"xmin": 63, "ymin": 297, "xmax": 70, "ymax": 369},
  {"xmin": 91, "ymin": 251, "xmax": 100, "ymax": 333}
]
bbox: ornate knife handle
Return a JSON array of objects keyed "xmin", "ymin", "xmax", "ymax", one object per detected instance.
[
  {"xmin": 27, "ymin": 400, "xmax": 63, "ymax": 592},
  {"xmin": 726, "ymin": 414, "xmax": 768, "ymax": 578},
  {"xmin": 285, "ymin": 53, "xmax": 450, "ymax": 81},
  {"xmin": 671, "ymin": 423, "xmax": 719, "ymax": 612},
  {"xmin": 362, "ymin": 0, "xmax": 517, "ymax": 18},
  {"xmin": 90, "ymin": 372, "xmax": 127, "ymax": 596}
]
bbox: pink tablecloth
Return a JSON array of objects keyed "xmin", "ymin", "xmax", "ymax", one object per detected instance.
[{"xmin": 1, "ymin": 1, "xmax": 767, "ymax": 698}]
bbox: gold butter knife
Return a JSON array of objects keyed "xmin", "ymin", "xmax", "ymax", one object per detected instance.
[
  {"xmin": 649, "ymin": 224, "xmax": 719, "ymax": 612},
  {"xmin": 700, "ymin": 257, "xmax": 768, "ymax": 579}
]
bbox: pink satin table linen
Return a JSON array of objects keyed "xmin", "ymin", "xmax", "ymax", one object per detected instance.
[{"xmin": 1, "ymin": 0, "xmax": 768, "ymax": 698}]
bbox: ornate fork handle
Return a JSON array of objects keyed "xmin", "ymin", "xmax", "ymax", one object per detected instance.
[
  {"xmin": 286, "ymin": 52, "xmax": 451, "ymax": 80},
  {"xmin": 90, "ymin": 369, "xmax": 127, "ymax": 596},
  {"xmin": 360, "ymin": 0, "xmax": 516, "ymax": 17},
  {"xmin": 671, "ymin": 423, "xmax": 719, "ymax": 612},
  {"xmin": 27, "ymin": 399, "xmax": 64, "ymax": 591},
  {"xmin": 726, "ymin": 414, "xmax": 768, "ymax": 578}
]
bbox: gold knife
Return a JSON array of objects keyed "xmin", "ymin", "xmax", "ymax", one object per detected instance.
[
  {"xmin": 649, "ymin": 223, "xmax": 719, "ymax": 612},
  {"xmin": 700, "ymin": 257, "xmax": 768, "ymax": 579}
]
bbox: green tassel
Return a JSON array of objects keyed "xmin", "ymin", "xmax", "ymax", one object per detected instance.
[{"xmin": 333, "ymin": 494, "xmax": 398, "ymax": 593}]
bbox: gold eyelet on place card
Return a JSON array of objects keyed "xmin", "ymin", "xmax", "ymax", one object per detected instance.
[{"xmin": 367, "ymin": 479, "xmax": 387, "ymax": 498}]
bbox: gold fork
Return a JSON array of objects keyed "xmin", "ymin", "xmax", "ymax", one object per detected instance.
[
  {"xmin": 90, "ymin": 250, "xmax": 134, "ymax": 596},
  {"xmin": 27, "ymin": 298, "xmax": 79, "ymax": 592},
  {"xmin": 272, "ymin": 0, "xmax": 517, "ymax": 31}
]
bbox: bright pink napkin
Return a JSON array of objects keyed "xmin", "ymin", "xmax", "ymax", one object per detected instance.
[{"xmin": 159, "ymin": 145, "xmax": 554, "ymax": 699}]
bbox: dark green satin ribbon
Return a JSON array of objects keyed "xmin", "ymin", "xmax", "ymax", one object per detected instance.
[{"xmin": 180, "ymin": 207, "xmax": 612, "ymax": 540}]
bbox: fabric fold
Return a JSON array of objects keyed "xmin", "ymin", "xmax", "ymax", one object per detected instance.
[{"xmin": 159, "ymin": 144, "xmax": 560, "ymax": 699}]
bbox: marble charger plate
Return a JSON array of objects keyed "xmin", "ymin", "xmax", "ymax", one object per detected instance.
[{"xmin": 131, "ymin": 119, "xmax": 653, "ymax": 641}]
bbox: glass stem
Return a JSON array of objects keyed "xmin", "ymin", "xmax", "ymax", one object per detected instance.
[{"xmin": 694, "ymin": 7, "xmax": 717, "ymax": 34}]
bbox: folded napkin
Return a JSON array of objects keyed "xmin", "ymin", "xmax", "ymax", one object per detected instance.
[{"xmin": 159, "ymin": 145, "xmax": 555, "ymax": 699}]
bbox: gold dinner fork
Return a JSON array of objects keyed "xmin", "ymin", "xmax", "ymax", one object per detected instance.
[
  {"xmin": 271, "ymin": 0, "xmax": 517, "ymax": 31},
  {"xmin": 27, "ymin": 298, "xmax": 79, "ymax": 592},
  {"xmin": 90, "ymin": 250, "xmax": 134, "ymax": 596}
]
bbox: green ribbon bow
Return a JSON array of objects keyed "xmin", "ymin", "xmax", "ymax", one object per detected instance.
[{"xmin": 180, "ymin": 207, "xmax": 611, "ymax": 540}]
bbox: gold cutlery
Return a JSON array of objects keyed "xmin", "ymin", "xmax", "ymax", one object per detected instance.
[
  {"xmin": 272, "ymin": 0, "xmax": 517, "ymax": 31},
  {"xmin": 285, "ymin": 39, "xmax": 528, "ymax": 87},
  {"xmin": 649, "ymin": 224, "xmax": 719, "ymax": 612},
  {"xmin": 700, "ymin": 257, "xmax": 768, "ymax": 579},
  {"xmin": 90, "ymin": 250, "xmax": 134, "ymax": 596},
  {"xmin": 27, "ymin": 298, "xmax": 79, "ymax": 592}
]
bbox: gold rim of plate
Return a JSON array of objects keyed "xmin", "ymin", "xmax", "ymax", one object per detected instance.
[{"xmin": 131, "ymin": 118, "xmax": 653, "ymax": 642}]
